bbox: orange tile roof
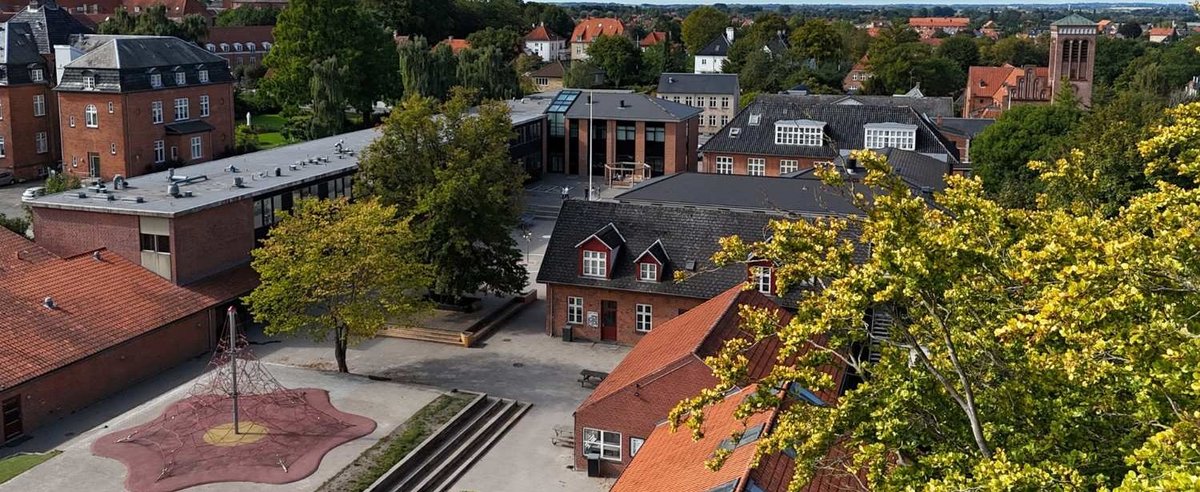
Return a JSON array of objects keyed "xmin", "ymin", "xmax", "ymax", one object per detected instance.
[
  {"xmin": 909, "ymin": 17, "xmax": 970, "ymax": 28},
  {"xmin": 0, "ymin": 229, "xmax": 54, "ymax": 274},
  {"xmin": 571, "ymin": 17, "xmax": 625, "ymax": 43},
  {"xmin": 640, "ymin": 31, "xmax": 667, "ymax": 47},
  {"xmin": 612, "ymin": 384, "xmax": 777, "ymax": 492},
  {"xmin": 1149, "ymin": 27, "xmax": 1175, "ymax": 36},
  {"xmin": 203, "ymin": 25, "xmax": 275, "ymax": 45},
  {"xmin": 919, "ymin": 37, "xmax": 944, "ymax": 47},
  {"xmin": 967, "ymin": 64, "xmax": 1017, "ymax": 100},
  {"xmin": 440, "ymin": 37, "xmax": 471, "ymax": 54},
  {"xmin": 524, "ymin": 24, "xmax": 562, "ymax": 42},
  {"xmin": 0, "ymin": 231, "xmax": 214, "ymax": 390}
]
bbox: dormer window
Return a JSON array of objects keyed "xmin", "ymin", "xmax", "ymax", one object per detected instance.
[
  {"xmin": 205, "ymin": 43, "xmax": 216, "ymax": 51},
  {"xmin": 175, "ymin": 72, "xmax": 186, "ymax": 85},
  {"xmin": 775, "ymin": 119, "xmax": 824, "ymax": 146},
  {"xmin": 576, "ymin": 222, "xmax": 625, "ymax": 279},
  {"xmin": 220, "ymin": 43, "xmax": 229, "ymax": 52},
  {"xmin": 84, "ymin": 74, "xmax": 95, "ymax": 89},
  {"xmin": 639, "ymin": 262, "xmax": 657, "ymax": 281},
  {"xmin": 864, "ymin": 123, "xmax": 917, "ymax": 151},
  {"xmin": 199, "ymin": 70, "xmax": 209, "ymax": 83},
  {"xmin": 30, "ymin": 68, "xmax": 43, "ymax": 82},
  {"xmin": 150, "ymin": 73, "xmax": 162, "ymax": 88},
  {"xmin": 583, "ymin": 250, "xmax": 607, "ymax": 277},
  {"xmin": 752, "ymin": 265, "xmax": 773, "ymax": 294}
]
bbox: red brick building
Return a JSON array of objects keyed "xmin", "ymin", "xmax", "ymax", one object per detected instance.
[
  {"xmin": 55, "ymin": 34, "xmax": 236, "ymax": 179},
  {"xmin": 574, "ymin": 287, "xmax": 791, "ymax": 477},
  {"xmin": 699, "ymin": 95, "xmax": 959, "ymax": 177},
  {"xmin": 0, "ymin": 0, "xmax": 93, "ymax": 178},
  {"xmin": 28, "ymin": 128, "xmax": 373, "ymax": 287},
  {"xmin": 543, "ymin": 90, "xmax": 700, "ymax": 180},
  {"xmin": 202, "ymin": 26, "xmax": 274, "ymax": 74},
  {"xmin": 0, "ymin": 227, "xmax": 218, "ymax": 443}
]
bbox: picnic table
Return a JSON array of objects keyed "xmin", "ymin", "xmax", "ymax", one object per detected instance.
[{"xmin": 578, "ymin": 369, "xmax": 608, "ymax": 388}]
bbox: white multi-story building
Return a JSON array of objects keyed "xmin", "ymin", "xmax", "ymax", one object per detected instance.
[
  {"xmin": 694, "ymin": 28, "xmax": 733, "ymax": 74},
  {"xmin": 524, "ymin": 24, "xmax": 566, "ymax": 62}
]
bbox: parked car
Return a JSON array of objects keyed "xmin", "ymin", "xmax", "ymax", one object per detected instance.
[
  {"xmin": 0, "ymin": 170, "xmax": 13, "ymax": 186},
  {"xmin": 21, "ymin": 186, "xmax": 45, "ymax": 202}
]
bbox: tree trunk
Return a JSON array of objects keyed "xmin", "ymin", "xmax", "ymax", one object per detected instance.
[{"xmin": 334, "ymin": 327, "xmax": 349, "ymax": 373}]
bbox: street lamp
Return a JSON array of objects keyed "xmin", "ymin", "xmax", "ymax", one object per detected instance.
[{"xmin": 588, "ymin": 89, "xmax": 594, "ymax": 201}]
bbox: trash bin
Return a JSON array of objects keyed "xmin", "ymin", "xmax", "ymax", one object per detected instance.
[
  {"xmin": 585, "ymin": 453, "xmax": 601, "ymax": 477},
  {"xmin": 562, "ymin": 325, "xmax": 574, "ymax": 342}
]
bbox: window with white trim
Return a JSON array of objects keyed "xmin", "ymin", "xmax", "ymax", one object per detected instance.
[
  {"xmin": 780, "ymin": 159, "xmax": 799, "ymax": 174},
  {"xmin": 582, "ymin": 250, "xmax": 607, "ymax": 277},
  {"xmin": 199, "ymin": 70, "xmax": 209, "ymax": 83},
  {"xmin": 715, "ymin": 156, "xmax": 733, "ymax": 174},
  {"xmin": 747, "ymin": 158, "xmax": 766, "ymax": 176},
  {"xmin": 153, "ymin": 140, "xmax": 165, "ymax": 163},
  {"xmin": 30, "ymin": 68, "xmax": 43, "ymax": 82},
  {"xmin": 630, "ymin": 437, "xmax": 645, "ymax": 457},
  {"xmin": 150, "ymin": 73, "xmax": 162, "ymax": 88},
  {"xmin": 639, "ymin": 262, "xmax": 657, "ymax": 281},
  {"xmin": 0, "ymin": 137, "xmax": 6, "ymax": 157},
  {"xmin": 567, "ymin": 296, "xmax": 583, "ymax": 324},
  {"xmin": 151, "ymin": 101, "xmax": 163, "ymax": 124},
  {"xmin": 752, "ymin": 265, "xmax": 772, "ymax": 294},
  {"xmin": 84, "ymin": 74, "xmax": 95, "ymax": 89},
  {"xmin": 864, "ymin": 124, "xmax": 917, "ymax": 151},
  {"xmin": 775, "ymin": 121, "xmax": 823, "ymax": 146},
  {"xmin": 635, "ymin": 304, "xmax": 652, "ymax": 332},
  {"xmin": 84, "ymin": 104, "xmax": 98, "ymax": 127},
  {"xmin": 190, "ymin": 136, "xmax": 202, "ymax": 159},
  {"xmin": 583, "ymin": 428, "xmax": 621, "ymax": 461},
  {"xmin": 200, "ymin": 95, "xmax": 210, "ymax": 117},
  {"xmin": 175, "ymin": 72, "xmax": 185, "ymax": 85},
  {"xmin": 35, "ymin": 132, "xmax": 47, "ymax": 154},
  {"xmin": 174, "ymin": 98, "xmax": 189, "ymax": 121},
  {"xmin": 107, "ymin": 101, "xmax": 114, "ymax": 113},
  {"xmin": 33, "ymin": 95, "xmax": 45, "ymax": 116}
]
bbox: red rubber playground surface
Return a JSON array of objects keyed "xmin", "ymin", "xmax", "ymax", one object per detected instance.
[{"xmin": 92, "ymin": 388, "xmax": 375, "ymax": 492}]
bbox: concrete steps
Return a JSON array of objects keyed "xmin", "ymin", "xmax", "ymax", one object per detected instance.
[
  {"xmin": 380, "ymin": 325, "xmax": 465, "ymax": 345},
  {"xmin": 527, "ymin": 202, "xmax": 562, "ymax": 220},
  {"xmin": 367, "ymin": 392, "xmax": 531, "ymax": 492}
]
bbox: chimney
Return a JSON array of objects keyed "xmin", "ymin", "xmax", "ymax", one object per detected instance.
[
  {"xmin": 619, "ymin": 99, "xmax": 626, "ymax": 108},
  {"xmin": 726, "ymin": 27, "xmax": 735, "ymax": 43}
]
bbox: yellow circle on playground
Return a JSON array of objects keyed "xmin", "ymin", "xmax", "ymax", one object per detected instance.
[{"xmin": 203, "ymin": 421, "xmax": 269, "ymax": 447}]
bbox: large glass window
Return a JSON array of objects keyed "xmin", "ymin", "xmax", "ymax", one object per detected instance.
[
  {"xmin": 616, "ymin": 124, "xmax": 635, "ymax": 141},
  {"xmin": 635, "ymin": 304, "xmax": 653, "ymax": 332},
  {"xmin": 748, "ymin": 158, "xmax": 766, "ymax": 176},
  {"xmin": 174, "ymin": 98, "xmax": 189, "ymax": 121},
  {"xmin": 645, "ymin": 126, "xmax": 664, "ymax": 142},
  {"xmin": 84, "ymin": 104, "xmax": 98, "ymax": 127},
  {"xmin": 153, "ymin": 140, "xmax": 165, "ymax": 163},
  {"xmin": 582, "ymin": 250, "xmax": 607, "ymax": 277},
  {"xmin": 864, "ymin": 126, "xmax": 917, "ymax": 150},
  {"xmin": 200, "ymin": 95, "xmax": 210, "ymax": 117},
  {"xmin": 716, "ymin": 156, "xmax": 733, "ymax": 174},
  {"xmin": 253, "ymin": 195, "xmax": 284, "ymax": 229},
  {"xmin": 140, "ymin": 233, "xmax": 170, "ymax": 254},
  {"xmin": 35, "ymin": 132, "xmax": 47, "ymax": 154},
  {"xmin": 582, "ymin": 428, "xmax": 621, "ymax": 461},
  {"xmin": 33, "ymin": 95, "xmax": 45, "ymax": 116},
  {"xmin": 775, "ymin": 122, "xmax": 823, "ymax": 146},
  {"xmin": 151, "ymin": 101, "xmax": 163, "ymax": 124},
  {"xmin": 780, "ymin": 160, "xmax": 799, "ymax": 175},
  {"xmin": 190, "ymin": 136, "xmax": 202, "ymax": 159}
]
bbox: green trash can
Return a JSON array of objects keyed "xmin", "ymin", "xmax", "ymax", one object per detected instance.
[{"xmin": 562, "ymin": 325, "xmax": 573, "ymax": 342}]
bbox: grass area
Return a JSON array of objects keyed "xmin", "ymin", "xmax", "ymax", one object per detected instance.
[
  {"xmin": 239, "ymin": 113, "xmax": 288, "ymax": 150},
  {"xmin": 252, "ymin": 114, "xmax": 286, "ymax": 132},
  {"xmin": 318, "ymin": 392, "xmax": 476, "ymax": 492},
  {"xmin": 0, "ymin": 451, "xmax": 62, "ymax": 485}
]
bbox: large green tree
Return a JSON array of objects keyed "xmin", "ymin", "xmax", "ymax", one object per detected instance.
[
  {"xmin": 308, "ymin": 56, "xmax": 349, "ymax": 139},
  {"xmin": 641, "ymin": 39, "xmax": 687, "ymax": 84},
  {"xmin": 263, "ymin": 0, "xmax": 394, "ymax": 122},
  {"xmin": 971, "ymin": 101, "xmax": 1082, "ymax": 207},
  {"xmin": 358, "ymin": 91, "xmax": 528, "ymax": 302},
  {"xmin": 936, "ymin": 35, "xmax": 980, "ymax": 73},
  {"xmin": 215, "ymin": 5, "xmax": 278, "ymax": 26},
  {"xmin": 245, "ymin": 198, "xmax": 430, "ymax": 373},
  {"xmin": 586, "ymin": 34, "xmax": 641, "ymax": 88},
  {"xmin": 681, "ymin": 6, "xmax": 728, "ymax": 55},
  {"xmin": 466, "ymin": 27, "xmax": 522, "ymax": 61},
  {"xmin": 456, "ymin": 47, "xmax": 521, "ymax": 102},
  {"xmin": 790, "ymin": 19, "xmax": 843, "ymax": 64},
  {"xmin": 397, "ymin": 37, "xmax": 457, "ymax": 100},
  {"xmin": 674, "ymin": 108, "xmax": 1200, "ymax": 488},
  {"xmin": 97, "ymin": 6, "xmax": 208, "ymax": 43}
]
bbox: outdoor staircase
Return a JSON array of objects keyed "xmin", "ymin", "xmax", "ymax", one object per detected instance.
[
  {"xmin": 367, "ymin": 392, "xmax": 532, "ymax": 492},
  {"xmin": 380, "ymin": 325, "xmax": 465, "ymax": 345},
  {"xmin": 527, "ymin": 202, "xmax": 562, "ymax": 220}
]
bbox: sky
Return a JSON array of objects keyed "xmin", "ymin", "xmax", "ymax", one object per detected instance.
[{"xmin": 545, "ymin": 1, "xmax": 1188, "ymax": 5}]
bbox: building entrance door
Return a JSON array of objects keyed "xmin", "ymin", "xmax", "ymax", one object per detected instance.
[
  {"xmin": 87, "ymin": 152, "xmax": 100, "ymax": 177},
  {"xmin": 2, "ymin": 396, "xmax": 22, "ymax": 442},
  {"xmin": 600, "ymin": 300, "xmax": 618, "ymax": 341}
]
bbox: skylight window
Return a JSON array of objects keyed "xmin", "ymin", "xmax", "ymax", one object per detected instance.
[{"xmin": 748, "ymin": 113, "xmax": 762, "ymax": 126}]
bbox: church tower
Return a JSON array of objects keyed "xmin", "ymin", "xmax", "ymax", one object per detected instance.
[{"xmin": 1049, "ymin": 14, "xmax": 1098, "ymax": 108}]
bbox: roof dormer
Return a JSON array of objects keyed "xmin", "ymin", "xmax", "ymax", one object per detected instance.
[
  {"xmin": 576, "ymin": 223, "xmax": 625, "ymax": 279},
  {"xmin": 633, "ymin": 239, "xmax": 669, "ymax": 282},
  {"xmin": 863, "ymin": 122, "xmax": 917, "ymax": 151},
  {"xmin": 775, "ymin": 119, "xmax": 825, "ymax": 146}
]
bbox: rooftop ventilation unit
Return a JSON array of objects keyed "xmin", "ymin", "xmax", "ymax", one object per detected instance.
[
  {"xmin": 92, "ymin": 251, "xmax": 102, "ymax": 261},
  {"xmin": 113, "ymin": 175, "xmax": 126, "ymax": 189},
  {"xmin": 234, "ymin": 176, "xmax": 244, "ymax": 188},
  {"xmin": 729, "ymin": 127, "xmax": 741, "ymax": 138},
  {"xmin": 168, "ymin": 183, "xmax": 180, "ymax": 197},
  {"xmin": 225, "ymin": 165, "xmax": 239, "ymax": 173},
  {"xmin": 76, "ymin": 192, "xmax": 87, "ymax": 198},
  {"xmin": 43, "ymin": 297, "xmax": 55, "ymax": 310},
  {"xmin": 289, "ymin": 164, "xmax": 299, "ymax": 171},
  {"xmin": 273, "ymin": 167, "xmax": 282, "ymax": 177}
]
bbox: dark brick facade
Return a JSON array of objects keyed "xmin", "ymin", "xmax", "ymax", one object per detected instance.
[
  {"xmin": 545, "ymin": 283, "xmax": 705, "ymax": 345},
  {"xmin": 0, "ymin": 83, "xmax": 60, "ymax": 178},
  {"xmin": 31, "ymin": 206, "xmax": 140, "ymax": 260}
]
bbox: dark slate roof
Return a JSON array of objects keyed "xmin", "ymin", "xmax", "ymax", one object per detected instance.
[
  {"xmin": 863, "ymin": 147, "xmax": 951, "ymax": 192},
  {"xmin": 530, "ymin": 60, "xmax": 565, "ymax": 78},
  {"xmin": 696, "ymin": 32, "xmax": 730, "ymax": 56},
  {"xmin": 165, "ymin": 120, "xmax": 215, "ymax": 135},
  {"xmin": 776, "ymin": 93, "xmax": 955, "ymax": 118},
  {"xmin": 0, "ymin": 22, "xmax": 45, "ymax": 67},
  {"xmin": 614, "ymin": 173, "xmax": 862, "ymax": 216},
  {"xmin": 936, "ymin": 117, "xmax": 995, "ymax": 138},
  {"xmin": 637, "ymin": 239, "xmax": 669, "ymax": 264},
  {"xmin": 656, "ymin": 72, "xmax": 739, "ymax": 95},
  {"xmin": 563, "ymin": 91, "xmax": 702, "ymax": 122},
  {"xmin": 7, "ymin": 0, "xmax": 92, "ymax": 54},
  {"xmin": 578, "ymin": 222, "xmax": 626, "ymax": 249},
  {"xmin": 700, "ymin": 94, "xmax": 958, "ymax": 161},
  {"xmin": 64, "ymin": 35, "xmax": 226, "ymax": 70}
]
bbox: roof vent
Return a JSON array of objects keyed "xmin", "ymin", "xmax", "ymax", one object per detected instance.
[
  {"xmin": 113, "ymin": 175, "xmax": 126, "ymax": 189},
  {"xmin": 168, "ymin": 182, "xmax": 180, "ymax": 197},
  {"xmin": 668, "ymin": 76, "xmax": 675, "ymax": 83},
  {"xmin": 225, "ymin": 165, "xmax": 239, "ymax": 173},
  {"xmin": 182, "ymin": 191, "xmax": 193, "ymax": 197},
  {"xmin": 43, "ymin": 296, "xmax": 55, "ymax": 309},
  {"xmin": 106, "ymin": 193, "xmax": 115, "ymax": 201},
  {"xmin": 76, "ymin": 191, "xmax": 86, "ymax": 198},
  {"xmin": 233, "ymin": 176, "xmax": 244, "ymax": 188},
  {"xmin": 92, "ymin": 251, "xmax": 102, "ymax": 261},
  {"xmin": 289, "ymin": 164, "xmax": 299, "ymax": 171},
  {"xmin": 273, "ymin": 167, "xmax": 282, "ymax": 177},
  {"xmin": 748, "ymin": 114, "xmax": 762, "ymax": 126},
  {"xmin": 619, "ymin": 99, "xmax": 627, "ymax": 108},
  {"xmin": 685, "ymin": 260, "xmax": 697, "ymax": 271}
]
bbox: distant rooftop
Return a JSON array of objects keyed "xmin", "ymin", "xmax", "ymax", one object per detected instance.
[
  {"xmin": 505, "ymin": 92, "xmax": 555, "ymax": 126},
  {"xmin": 27, "ymin": 129, "xmax": 377, "ymax": 217}
]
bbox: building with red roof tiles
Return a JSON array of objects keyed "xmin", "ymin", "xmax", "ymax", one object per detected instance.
[
  {"xmin": 202, "ymin": 25, "xmax": 274, "ymax": 72},
  {"xmin": 639, "ymin": 30, "xmax": 666, "ymax": 50},
  {"xmin": 908, "ymin": 17, "xmax": 971, "ymax": 38},
  {"xmin": 569, "ymin": 17, "xmax": 624, "ymax": 61},
  {"xmin": 439, "ymin": 36, "xmax": 470, "ymax": 54},
  {"xmin": 1149, "ymin": 26, "xmax": 1176, "ymax": 43},
  {"xmin": 524, "ymin": 23, "xmax": 565, "ymax": 62},
  {"xmin": 980, "ymin": 20, "xmax": 1000, "ymax": 40},
  {"xmin": 222, "ymin": 0, "xmax": 285, "ymax": 9},
  {"xmin": 842, "ymin": 56, "xmax": 872, "ymax": 92},
  {"xmin": 0, "ymin": 227, "xmax": 220, "ymax": 443}
]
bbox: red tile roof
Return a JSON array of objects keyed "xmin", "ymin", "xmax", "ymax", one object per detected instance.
[
  {"xmin": 967, "ymin": 64, "xmax": 1017, "ymax": 100},
  {"xmin": 203, "ymin": 25, "xmax": 275, "ymax": 45},
  {"xmin": 919, "ymin": 37, "xmax": 944, "ymax": 47},
  {"xmin": 640, "ymin": 31, "xmax": 667, "ymax": 48},
  {"xmin": 1149, "ymin": 27, "xmax": 1175, "ymax": 37},
  {"xmin": 908, "ymin": 17, "xmax": 970, "ymax": 28},
  {"xmin": 185, "ymin": 263, "xmax": 260, "ymax": 305},
  {"xmin": 439, "ymin": 36, "xmax": 470, "ymax": 54},
  {"xmin": 524, "ymin": 24, "xmax": 562, "ymax": 42},
  {"xmin": 611, "ymin": 384, "xmax": 777, "ymax": 492},
  {"xmin": 571, "ymin": 17, "xmax": 624, "ymax": 43},
  {"xmin": 0, "ymin": 229, "xmax": 54, "ymax": 274},
  {"xmin": 0, "ymin": 230, "xmax": 214, "ymax": 390}
]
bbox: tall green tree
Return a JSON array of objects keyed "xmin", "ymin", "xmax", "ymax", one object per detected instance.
[
  {"xmin": 215, "ymin": 5, "xmax": 278, "ymax": 26},
  {"xmin": 96, "ymin": 6, "xmax": 207, "ymax": 43},
  {"xmin": 790, "ymin": 19, "xmax": 843, "ymax": 63},
  {"xmin": 308, "ymin": 57, "xmax": 349, "ymax": 139},
  {"xmin": 586, "ymin": 34, "xmax": 641, "ymax": 88},
  {"xmin": 263, "ymin": 0, "xmax": 394, "ymax": 123},
  {"xmin": 397, "ymin": 37, "xmax": 457, "ymax": 100},
  {"xmin": 466, "ymin": 27, "xmax": 522, "ymax": 62},
  {"xmin": 937, "ymin": 35, "xmax": 980, "ymax": 72},
  {"xmin": 245, "ymin": 197, "xmax": 430, "ymax": 373},
  {"xmin": 971, "ymin": 101, "xmax": 1082, "ymax": 208},
  {"xmin": 981, "ymin": 36, "xmax": 1047, "ymax": 66},
  {"xmin": 358, "ymin": 91, "xmax": 528, "ymax": 302},
  {"xmin": 456, "ymin": 47, "xmax": 520, "ymax": 102},
  {"xmin": 564, "ymin": 61, "xmax": 602, "ymax": 89},
  {"xmin": 641, "ymin": 40, "xmax": 686, "ymax": 84},
  {"xmin": 364, "ymin": 0, "xmax": 451, "ymax": 40},
  {"xmin": 681, "ymin": 6, "xmax": 728, "ymax": 55}
]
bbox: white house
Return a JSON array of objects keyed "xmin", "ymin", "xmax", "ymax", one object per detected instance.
[
  {"xmin": 695, "ymin": 27, "xmax": 734, "ymax": 74},
  {"xmin": 524, "ymin": 24, "xmax": 566, "ymax": 62}
]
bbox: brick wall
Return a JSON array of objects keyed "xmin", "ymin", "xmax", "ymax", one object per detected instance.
[
  {"xmin": 700, "ymin": 152, "xmax": 828, "ymax": 176},
  {"xmin": 0, "ymin": 309, "xmax": 211, "ymax": 436},
  {"xmin": 545, "ymin": 283, "xmax": 705, "ymax": 345},
  {"xmin": 0, "ymin": 84, "xmax": 60, "ymax": 179},
  {"xmin": 171, "ymin": 199, "xmax": 255, "ymax": 285},
  {"xmin": 31, "ymin": 207, "xmax": 140, "ymax": 261},
  {"xmin": 574, "ymin": 360, "xmax": 717, "ymax": 477}
]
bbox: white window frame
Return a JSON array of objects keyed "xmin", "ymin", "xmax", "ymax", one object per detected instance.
[
  {"xmin": 175, "ymin": 72, "xmax": 186, "ymax": 85},
  {"xmin": 715, "ymin": 156, "xmax": 733, "ymax": 174},
  {"xmin": 174, "ymin": 98, "xmax": 189, "ymax": 121},
  {"xmin": 775, "ymin": 121, "xmax": 823, "ymax": 146},
  {"xmin": 635, "ymin": 304, "xmax": 653, "ymax": 332},
  {"xmin": 582, "ymin": 250, "xmax": 607, "ymax": 278},
  {"xmin": 84, "ymin": 104, "xmax": 99, "ymax": 128},
  {"xmin": 864, "ymin": 124, "xmax": 917, "ymax": 151},
  {"xmin": 200, "ymin": 95, "xmax": 210, "ymax": 117},
  {"xmin": 780, "ymin": 159, "xmax": 799, "ymax": 174},
  {"xmin": 35, "ymin": 131, "xmax": 47, "ymax": 154},
  {"xmin": 639, "ymin": 262, "xmax": 657, "ymax": 281},
  {"xmin": 190, "ymin": 136, "xmax": 202, "ymax": 159},
  {"xmin": 151, "ymin": 101, "xmax": 163, "ymax": 124},
  {"xmin": 753, "ymin": 266, "xmax": 772, "ymax": 294},
  {"xmin": 199, "ymin": 70, "xmax": 209, "ymax": 83},
  {"xmin": 30, "ymin": 68, "xmax": 43, "ymax": 82},
  {"xmin": 582, "ymin": 428, "xmax": 621, "ymax": 462},
  {"xmin": 153, "ymin": 140, "xmax": 165, "ymax": 163},
  {"xmin": 747, "ymin": 158, "xmax": 766, "ymax": 176},
  {"xmin": 567, "ymin": 296, "xmax": 583, "ymax": 324},
  {"xmin": 150, "ymin": 73, "xmax": 162, "ymax": 88},
  {"xmin": 33, "ymin": 95, "xmax": 45, "ymax": 116}
]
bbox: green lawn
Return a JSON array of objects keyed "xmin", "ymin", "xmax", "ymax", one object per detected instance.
[
  {"xmin": 241, "ymin": 113, "xmax": 288, "ymax": 150},
  {"xmin": 0, "ymin": 451, "xmax": 62, "ymax": 485}
]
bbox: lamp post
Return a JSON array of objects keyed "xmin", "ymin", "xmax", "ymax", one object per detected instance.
[{"xmin": 588, "ymin": 89, "xmax": 594, "ymax": 201}]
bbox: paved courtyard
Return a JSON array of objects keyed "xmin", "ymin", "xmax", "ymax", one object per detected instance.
[
  {"xmin": 1, "ymin": 364, "xmax": 442, "ymax": 492},
  {"xmin": 0, "ymin": 178, "xmax": 41, "ymax": 221}
]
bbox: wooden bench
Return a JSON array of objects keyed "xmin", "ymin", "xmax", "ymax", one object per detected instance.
[
  {"xmin": 578, "ymin": 369, "xmax": 608, "ymax": 388},
  {"xmin": 551, "ymin": 424, "xmax": 575, "ymax": 448}
]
